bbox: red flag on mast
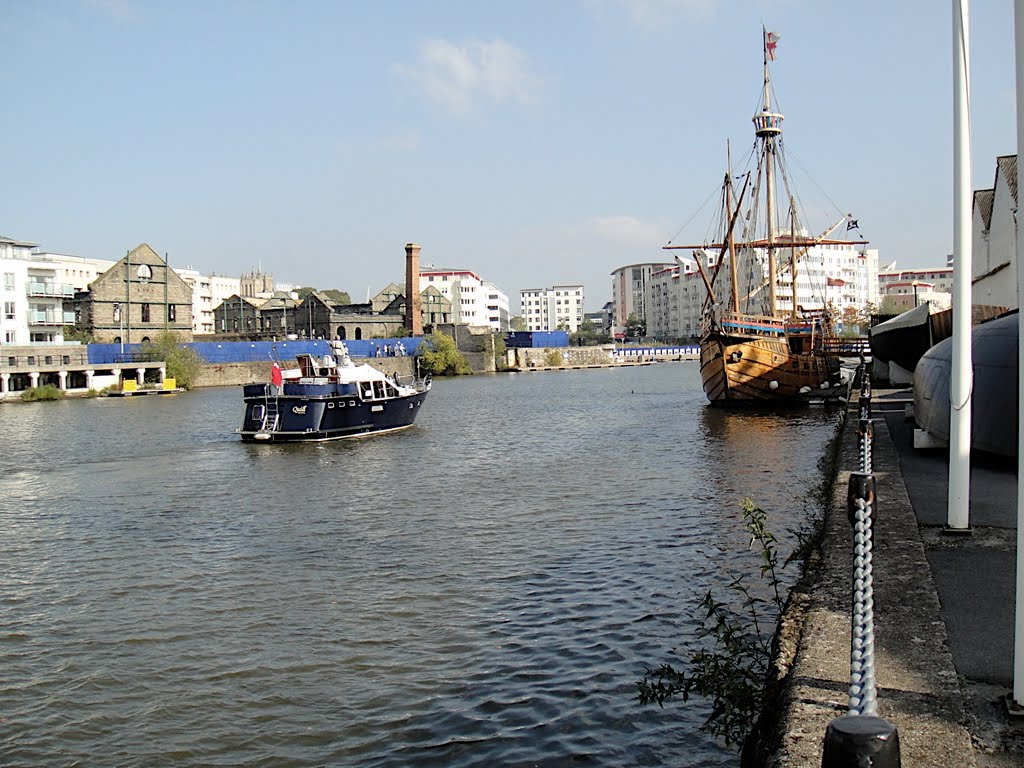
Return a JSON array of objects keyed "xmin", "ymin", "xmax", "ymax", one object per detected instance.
[{"xmin": 764, "ymin": 30, "xmax": 780, "ymax": 61}]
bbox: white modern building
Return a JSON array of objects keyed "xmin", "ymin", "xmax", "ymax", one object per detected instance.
[
  {"xmin": 519, "ymin": 284, "xmax": 585, "ymax": 332},
  {"xmin": 419, "ymin": 266, "xmax": 510, "ymax": 330},
  {"xmin": 35, "ymin": 252, "xmax": 116, "ymax": 292},
  {"xmin": 610, "ymin": 262, "xmax": 673, "ymax": 335},
  {"xmin": 0, "ymin": 237, "xmax": 77, "ymax": 345},
  {"xmin": 647, "ymin": 258, "xmax": 703, "ymax": 340},
  {"xmin": 177, "ymin": 268, "xmax": 241, "ymax": 335},
  {"xmin": 879, "ymin": 280, "xmax": 952, "ymax": 313},
  {"xmin": 878, "ymin": 266, "xmax": 954, "ymax": 298}
]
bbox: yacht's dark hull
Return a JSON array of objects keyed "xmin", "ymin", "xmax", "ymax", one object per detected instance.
[{"xmin": 238, "ymin": 382, "xmax": 429, "ymax": 443}]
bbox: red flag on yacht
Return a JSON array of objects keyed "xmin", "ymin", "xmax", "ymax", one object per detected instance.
[
  {"xmin": 271, "ymin": 363, "xmax": 283, "ymax": 386},
  {"xmin": 764, "ymin": 30, "xmax": 780, "ymax": 61}
]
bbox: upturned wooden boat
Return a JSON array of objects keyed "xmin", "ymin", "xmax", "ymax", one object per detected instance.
[{"xmin": 665, "ymin": 29, "xmax": 863, "ymax": 406}]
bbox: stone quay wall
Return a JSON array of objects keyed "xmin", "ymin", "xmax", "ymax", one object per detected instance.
[{"xmin": 194, "ymin": 357, "xmax": 417, "ymax": 388}]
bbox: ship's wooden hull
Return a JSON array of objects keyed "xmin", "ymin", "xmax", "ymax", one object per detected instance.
[{"xmin": 699, "ymin": 332, "xmax": 841, "ymax": 404}]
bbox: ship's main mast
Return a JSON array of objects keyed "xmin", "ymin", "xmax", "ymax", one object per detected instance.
[{"xmin": 753, "ymin": 32, "xmax": 783, "ymax": 317}]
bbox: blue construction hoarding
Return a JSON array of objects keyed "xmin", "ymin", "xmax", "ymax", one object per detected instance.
[
  {"xmin": 87, "ymin": 338, "xmax": 426, "ymax": 365},
  {"xmin": 505, "ymin": 331, "xmax": 569, "ymax": 348}
]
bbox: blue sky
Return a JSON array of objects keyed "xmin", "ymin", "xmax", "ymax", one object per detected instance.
[{"xmin": 1, "ymin": 1, "xmax": 1016, "ymax": 312}]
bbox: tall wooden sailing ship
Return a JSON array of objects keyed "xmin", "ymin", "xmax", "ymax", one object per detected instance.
[{"xmin": 665, "ymin": 30, "xmax": 866, "ymax": 405}]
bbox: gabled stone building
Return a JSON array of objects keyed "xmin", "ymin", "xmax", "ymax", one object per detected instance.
[
  {"xmin": 213, "ymin": 294, "xmax": 263, "ymax": 335},
  {"xmin": 75, "ymin": 243, "xmax": 194, "ymax": 343}
]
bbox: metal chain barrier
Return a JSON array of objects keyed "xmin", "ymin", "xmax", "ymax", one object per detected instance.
[
  {"xmin": 859, "ymin": 419, "xmax": 874, "ymax": 476},
  {"xmin": 848, "ymin": 480, "xmax": 877, "ymax": 717},
  {"xmin": 822, "ymin": 362, "xmax": 901, "ymax": 767}
]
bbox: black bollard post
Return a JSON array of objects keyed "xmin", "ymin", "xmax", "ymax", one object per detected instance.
[
  {"xmin": 846, "ymin": 472, "xmax": 878, "ymax": 527},
  {"xmin": 822, "ymin": 715, "xmax": 901, "ymax": 767}
]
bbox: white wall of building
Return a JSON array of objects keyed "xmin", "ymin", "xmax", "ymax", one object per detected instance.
[
  {"xmin": 0, "ymin": 239, "xmax": 76, "ymax": 345},
  {"xmin": 1, "ymin": 255, "xmax": 31, "ymax": 345},
  {"xmin": 972, "ymin": 156, "xmax": 1018, "ymax": 310}
]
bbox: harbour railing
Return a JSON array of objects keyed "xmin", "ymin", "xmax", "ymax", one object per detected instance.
[
  {"xmin": 822, "ymin": 337, "xmax": 871, "ymax": 357},
  {"xmin": 822, "ymin": 360, "xmax": 901, "ymax": 767}
]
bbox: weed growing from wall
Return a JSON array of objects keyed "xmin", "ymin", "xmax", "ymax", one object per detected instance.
[{"xmin": 637, "ymin": 499, "xmax": 785, "ymax": 749}]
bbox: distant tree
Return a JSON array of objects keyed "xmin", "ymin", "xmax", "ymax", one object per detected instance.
[
  {"xmin": 323, "ymin": 289, "xmax": 351, "ymax": 304},
  {"xmin": 840, "ymin": 306, "xmax": 861, "ymax": 337},
  {"xmin": 416, "ymin": 331, "xmax": 472, "ymax": 376},
  {"xmin": 625, "ymin": 313, "xmax": 646, "ymax": 339},
  {"xmin": 63, "ymin": 325, "xmax": 94, "ymax": 344},
  {"xmin": 878, "ymin": 296, "xmax": 902, "ymax": 316},
  {"xmin": 858, "ymin": 302, "xmax": 880, "ymax": 330},
  {"xmin": 510, "ymin": 315, "xmax": 527, "ymax": 331},
  {"xmin": 294, "ymin": 287, "xmax": 351, "ymax": 305},
  {"xmin": 570, "ymin": 319, "xmax": 610, "ymax": 347}
]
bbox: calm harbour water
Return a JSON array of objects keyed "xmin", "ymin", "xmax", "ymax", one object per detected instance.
[{"xmin": 0, "ymin": 362, "xmax": 840, "ymax": 767}]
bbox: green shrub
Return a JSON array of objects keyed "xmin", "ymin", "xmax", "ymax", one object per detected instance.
[
  {"xmin": 544, "ymin": 349, "xmax": 563, "ymax": 367},
  {"xmin": 20, "ymin": 384, "xmax": 66, "ymax": 402},
  {"xmin": 493, "ymin": 334, "xmax": 508, "ymax": 371},
  {"xmin": 138, "ymin": 332, "xmax": 203, "ymax": 389},
  {"xmin": 417, "ymin": 332, "xmax": 472, "ymax": 376}
]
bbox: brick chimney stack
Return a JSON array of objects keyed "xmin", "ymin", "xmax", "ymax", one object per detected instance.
[{"xmin": 405, "ymin": 242, "xmax": 423, "ymax": 336}]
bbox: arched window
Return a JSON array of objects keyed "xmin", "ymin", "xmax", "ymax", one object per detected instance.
[
  {"xmin": 338, "ymin": 326, "xmax": 347, "ymax": 340},
  {"xmin": 355, "ymin": 327, "xmax": 362, "ymax": 340}
]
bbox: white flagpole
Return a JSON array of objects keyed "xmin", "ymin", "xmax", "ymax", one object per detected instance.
[
  {"xmin": 948, "ymin": 0, "xmax": 973, "ymax": 532},
  {"xmin": 1012, "ymin": 0, "xmax": 1024, "ymax": 709}
]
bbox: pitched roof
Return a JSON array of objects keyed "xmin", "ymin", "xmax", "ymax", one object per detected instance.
[
  {"xmin": 0, "ymin": 235, "xmax": 38, "ymax": 247},
  {"xmin": 974, "ymin": 188, "xmax": 995, "ymax": 230},
  {"xmin": 260, "ymin": 292, "xmax": 297, "ymax": 309},
  {"xmin": 996, "ymin": 154, "xmax": 1018, "ymax": 203}
]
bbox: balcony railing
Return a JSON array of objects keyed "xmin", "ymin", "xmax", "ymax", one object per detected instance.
[
  {"xmin": 26, "ymin": 282, "xmax": 75, "ymax": 298},
  {"xmin": 28, "ymin": 311, "xmax": 77, "ymax": 327}
]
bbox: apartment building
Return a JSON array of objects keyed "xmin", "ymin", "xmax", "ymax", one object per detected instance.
[
  {"xmin": 610, "ymin": 262, "xmax": 673, "ymax": 334},
  {"xmin": 0, "ymin": 237, "xmax": 77, "ymax": 345},
  {"xmin": 419, "ymin": 267, "xmax": 510, "ymax": 331},
  {"xmin": 519, "ymin": 284, "xmax": 585, "ymax": 332}
]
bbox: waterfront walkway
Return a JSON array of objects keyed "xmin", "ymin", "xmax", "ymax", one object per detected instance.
[{"xmin": 772, "ymin": 387, "xmax": 1024, "ymax": 766}]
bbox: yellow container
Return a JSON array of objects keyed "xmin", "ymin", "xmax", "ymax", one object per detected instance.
[
  {"xmin": 163, "ymin": 378, "xmax": 177, "ymax": 390},
  {"xmin": 122, "ymin": 379, "xmax": 138, "ymax": 392}
]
